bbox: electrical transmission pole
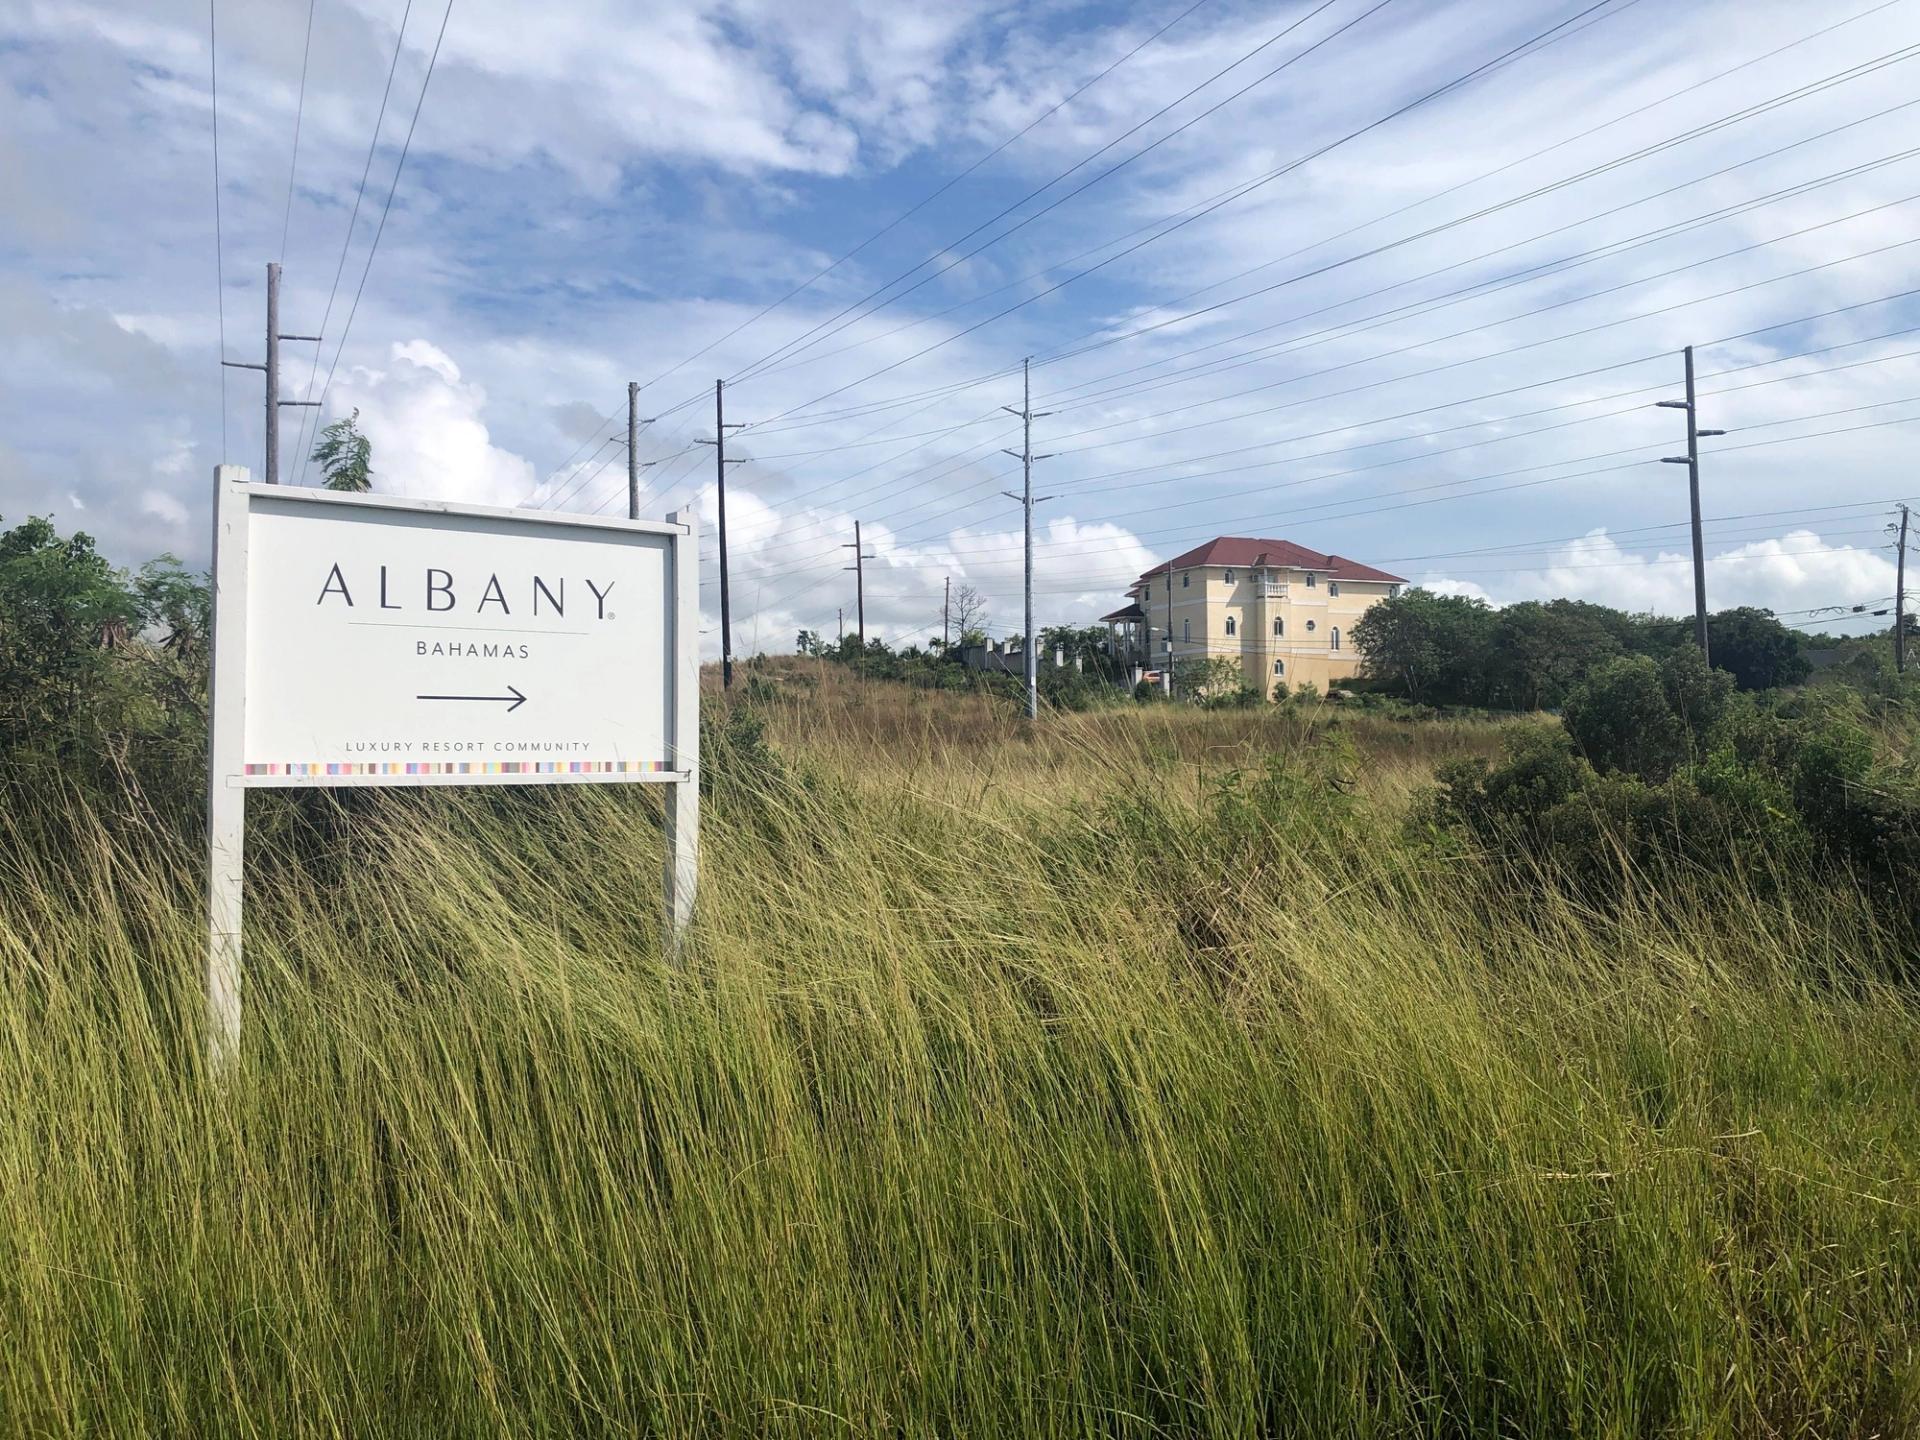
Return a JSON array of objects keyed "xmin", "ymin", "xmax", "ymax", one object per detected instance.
[
  {"xmin": 221, "ymin": 262, "xmax": 320, "ymax": 484},
  {"xmin": 696, "ymin": 379, "xmax": 747, "ymax": 688},
  {"xmin": 1894, "ymin": 502, "xmax": 1911, "ymax": 675},
  {"xmin": 943, "ymin": 575, "xmax": 951, "ymax": 652},
  {"xmin": 843, "ymin": 521, "xmax": 875, "ymax": 655},
  {"xmin": 1001, "ymin": 357, "xmax": 1054, "ymax": 720},
  {"xmin": 1658, "ymin": 344, "xmax": 1725, "ymax": 661}
]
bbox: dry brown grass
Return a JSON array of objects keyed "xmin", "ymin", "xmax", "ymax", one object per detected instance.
[{"xmin": 725, "ymin": 656, "xmax": 1525, "ymax": 817}]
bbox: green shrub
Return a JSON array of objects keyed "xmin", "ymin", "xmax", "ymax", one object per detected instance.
[{"xmin": 1428, "ymin": 651, "xmax": 1917, "ymax": 934}]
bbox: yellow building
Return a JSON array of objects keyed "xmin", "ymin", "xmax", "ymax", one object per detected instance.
[{"xmin": 1101, "ymin": 537, "xmax": 1404, "ymax": 697}]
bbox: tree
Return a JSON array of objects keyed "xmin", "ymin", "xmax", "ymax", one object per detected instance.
[
  {"xmin": 1561, "ymin": 655, "xmax": 1683, "ymax": 780},
  {"xmin": 1172, "ymin": 656, "xmax": 1255, "ymax": 706},
  {"xmin": 795, "ymin": 629, "xmax": 825, "ymax": 657},
  {"xmin": 948, "ymin": 583, "xmax": 988, "ymax": 648},
  {"xmin": 1560, "ymin": 648, "xmax": 1730, "ymax": 782},
  {"xmin": 1705, "ymin": 606, "xmax": 1809, "ymax": 691},
  {"xmin": 0, "ymin": 516, "xmax": 139, "ymax": 757},
  {"xmin": 1660, "ymin": 642, "xmax": 1733, "ymax": 739},
  {"xmin": 311, "ymin": 409, "xmax": 373, "ymax": 492},
  {"xmin": 1488, "ymin": 599, "xmax": 1624, "ymax": 710},
  {"xmin": 0, "ymin": 516, "xmax": 206, "ymax": 782},
  {"xmin": 1350, "ymin": 589, "xmax": 1496, "ymax": 704},
  {"xmin": 1041, "ymin": 623, "xmax": 1121, "ymax": 681}
]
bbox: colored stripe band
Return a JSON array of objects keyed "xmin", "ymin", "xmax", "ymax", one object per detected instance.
[{"xmin": 245, "ymin": 759, "xmax": 675, "ymax": 776}]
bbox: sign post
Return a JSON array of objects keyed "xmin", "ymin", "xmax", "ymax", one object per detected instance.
[{"xmin": 204, "ymin": 466, "xmax": 699, "ymax": 1065}]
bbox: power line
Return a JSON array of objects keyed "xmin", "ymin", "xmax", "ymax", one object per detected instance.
[
  {"xmin": 523, "ymin": 402, "xmax": 632, "ymax": 502},
  {"xmin": 1048, "ymin": 342, "xmax": 1920, "ymax": 507},
  {"xmin": 536, "ymin": 434, "xmax": 622, "ymax": 505},
  {"xmin": 1380, "ymin": 500, "xmax": 1917, "ymax": 566},
  {"xmin": 862, "ymin": 546, "xmax": 1888, "ymax": 599},
  {"xmin": 725, "ymin": 0, "xmax": 1380, "ymax": 389},
  {"xmin": 742, "ymin": 410, "xmax": 1920, "ymax": 636},
  {"xmin": 1026, "ymin": 46, "xmax": 1920, "ymax": 387},
  {"xmin": 726, "ymin": 401, "xmax": 1920, "ymax": 618},
  {"xmin": 280, "ymin": 0, "xmax": 319, "ymax": 267},
  {"xmin": 1024, "ymin": 111, "xmax": 1920, "ymax": 424},
  {"xmin": 741, "ymin": 0, "xmax": 1649, "ymax": 396},
  {"xmin": 729, "ymin": 269, "xmax": 1920, "ymax": 574},
  {"xmin": 296, "ymin": 0, "xmax": 456, "ymax": 486},
  {"xmin": 1024, "ymin": 186, "xmax": 1920, "ymax": 463},
  {"xmin": 631, "ymin": 0, "xmax": 1219, "ymax": 404},
  {"xmin": 689, "ymin": 119, "xmax": 1920, "ymax": 568},
  {"xmin": 992, "ymin": 162, "xmax": 1920, "ymax": 477},
  {"xmin": 287, "ymin": 0, "xmax": 418, "ymax": 478},
  {"xmin": 949, "ymin": 394, "xmax": 1920, "ymax": 555},
  {"xmin": 866, "ymin": 524, "xmax": 1912, "ymax": 600},
  {"xmin": 725, "ymin": 7, "xmax": 1917, "ymax": 441},
  {"xmin": 746, "ymin": 14, "xmax": 1901, "ymax": 402},
  {"xmin": 752, "ymin": 0, "xmax": 1631, "ymax": 428},
  {"xmin": 548, "ymin": 439, "xmax": 704, "ymax": 517}
]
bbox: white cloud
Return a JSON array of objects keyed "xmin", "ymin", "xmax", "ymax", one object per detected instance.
[
  {"xmin": 323, "ymin": 340, "xmax": 537, "ymax": 505},
  {"xmin": 7, "ymin": 0, "xmax": 1920, "ymax": 642},
  {"xmin": 139, "ymin": 489, "xmax": 188, "ymax": 526},
  {"xmin": 1422, "ymin": 526, "xmax": 1898, "ymax": 620}
]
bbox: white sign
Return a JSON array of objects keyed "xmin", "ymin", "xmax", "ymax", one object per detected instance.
[
  {"xmin": 204, "ymin": 469, "xmax": 699, "ymax": 1061},
  {"xmin": 239, "ymin": 488, "xmax": 681, "ymax": 784}
]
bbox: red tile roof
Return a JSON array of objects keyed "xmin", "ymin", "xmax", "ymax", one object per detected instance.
[{"xmin": 1134, "ymin": 537, "xmax": 1404, "ymax": 585}]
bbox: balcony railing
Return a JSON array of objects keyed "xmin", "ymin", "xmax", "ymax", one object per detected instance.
[{"xmin": 1256, "ymin": 580, "xmax": 1289, "ymax": 600}]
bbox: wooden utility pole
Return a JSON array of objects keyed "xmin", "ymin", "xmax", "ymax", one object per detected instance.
[
  {"xmin": 696, "ymin": 380, "xmax": 747, "ymax": 687},
  {"xmin": 1001, "ymin": 357, "xmax": 1054, "ymax": 720},
  {"xmin": 623, "ymin": 388, "xmax": 662, "ymax": 518},
  {"xmin": 220, "ymin": 262, "xmax": 320, "ymax": 484},
  {"xmin": 1658, "ymin": 344, "xmax": 1724, "ymax": 661},
  {"xmin": 1895, "ymin": 502, "xmax": 1911, "ymax": 675}
]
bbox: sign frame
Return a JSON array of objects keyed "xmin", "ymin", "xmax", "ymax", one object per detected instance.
[{"xmin": 205, "ymin": 465, "xmax": 700, "ymax": 1062}]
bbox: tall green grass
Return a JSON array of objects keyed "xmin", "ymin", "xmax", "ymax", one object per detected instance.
[{"xmin": 0, "ymin": 691, "xmax": 1915, "ymax": 1437}]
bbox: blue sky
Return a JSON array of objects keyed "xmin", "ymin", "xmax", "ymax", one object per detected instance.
[{"xmin": 4, "ymin": 0, "xmax": 1919, "ymax": 649}]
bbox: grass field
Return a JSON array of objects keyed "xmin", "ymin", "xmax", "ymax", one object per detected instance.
[{"xmin": 1, "ymin": 665, "xmax": 1916, "ymax": 1437}]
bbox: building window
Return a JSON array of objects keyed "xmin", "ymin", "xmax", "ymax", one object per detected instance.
[
  {"xmin": 1304, "ymin": 572, "xmax": 1316, "ymax": 588},
  {"xmin": 1330, "ymin": 627, "xmax": 1341, "ymax": 651},
  {"xmin": 1306, "ymin": 620, "xmax": 1316, "ymax": 633},
  {"xmin": 1273, "ymin": 659, "xmax": 1285, "ymax": 677},
  {"xmin": 1272, "ymin": 617, "xmax": 1284, "ymax": 637},
  {"xmin": 1328, "ymin": 580, "xmax": 1340, "ymax": 597},
  {"xmin": 1182, "ymin": 619, "xmax": 1191, "ymax": 642},
  {"xmin": 1182, "ymin": 572, "xmax": 1189, "ymax": 588},
  {"xmin": 1225, "ymin": 615, "xmax": 1236, "ymax": 637},
  {"xmin": 1223, "ymin": 569, "xmax": 1235, "ymax": 585}
]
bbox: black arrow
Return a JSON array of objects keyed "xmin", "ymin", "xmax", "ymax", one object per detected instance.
[{"xmin": 417, "ymin": 684, "xmax": 526, "ymax": 712}]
